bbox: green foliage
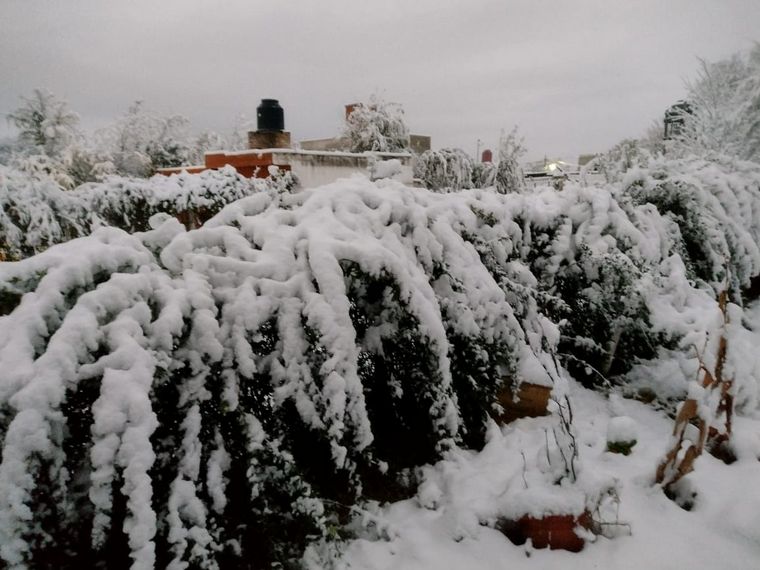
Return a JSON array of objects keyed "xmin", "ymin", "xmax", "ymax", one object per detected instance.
[
  {"xmin": 548, "ymin": 244, "xmax": 672, "ymax": 386},
  {"xmin": 626, "ymin": 178, "xmax": 714, "ymax": 283},
  {"xmin": 606, "ymin": 440, "xmax": 637, "ymax": 455}
]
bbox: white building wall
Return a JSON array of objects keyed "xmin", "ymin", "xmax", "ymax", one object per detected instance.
[{"xmin": 271, "ymin": 150, "xmax": 414, "ymax": 189}]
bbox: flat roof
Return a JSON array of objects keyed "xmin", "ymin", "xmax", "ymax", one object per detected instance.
[{"xmin": 206, "ymin": 148, "xmax": 412, "ymax": 159}]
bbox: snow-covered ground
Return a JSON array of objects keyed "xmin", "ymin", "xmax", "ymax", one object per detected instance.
[
  {"xmin": 338, "ymin": 386, "xmax": 760, "ymax": 569},
  {"xmin": 337, "ymin": 308, "xmax": 760, "ymax": 570}
]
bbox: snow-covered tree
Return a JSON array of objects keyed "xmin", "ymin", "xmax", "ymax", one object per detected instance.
[
  {"xmin": 4, "ymin": 90, "xmax": 107, "ymax": 189},
  {"xmin": 6, "ymin": 89, "xmax": 80, "ymax": 159},
  {"xmin": 675, "ymin": 44, "xmax": 760, "ymax": 161},
  {"xmin": 64, "ymin": 145, "xmax": 116, "ymax": 187},
  {"xmin": 227, "ymin": 113, "xmax": 254, "ymax": 152},
  {"xmin": 414, "ymin": 147, "xmax": 474, "ymax": 191},
  {"xmin": 188, "ymin": 130, "xmax": 227, "ymax": 165},
  {"xmin": 472, "ymin": 160, "xmax": 497, "ymax": 188},
  {"xmin": 495, "ymin": 127, "xmax": 526, "ymax": 193},
  {"xmin": 344, "ymin": 96, "xmax": 410, "ymax": 153},
  {"xmin": 0, "ymin": 137, "xmax": 16, "ymax": 165},
  {"xmin": 593, "ymin": 138, "xmax": 649, "ymax": 183},
  {"xmin": 99, "ymin": 101, "xmax": 193, "ymax": 177}
]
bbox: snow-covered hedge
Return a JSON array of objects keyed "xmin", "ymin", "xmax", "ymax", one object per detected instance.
[
  {"xmin": 0, "ymin": 166, "xmax": 90, "ymax": 259},
  {"xmin": 1, "ymin": 156, "xmax": 760, "ymax": 567},
  {"xmin": 0, "ymin": 179, "xmax": 538, "ymax": 568},
  {"xmin": 623, "ymin": 154, "xmax": 760, "ymax": 289},
  {"xmin": 0, "ymin": 166, "xmax": 267, "ymax": 260}
]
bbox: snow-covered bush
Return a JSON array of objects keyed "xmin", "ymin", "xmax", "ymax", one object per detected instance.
[
  {"xmin": 622, "ymin": 154, "xmax": 760, "ymax": 289},
  {"xmin": 606, "ymin": 416, "xmax": 637, "ymax": 455},
  {"xmin": 86, "ymin": 166, "xmax": 261, "ymax": 232},
  {"xmin": 11, "ymin": 173, "xmax": 710, "ymax": 566},
  {"xmin": 344, "ymin": 96, "xmax": 410, "ymax": 153},
  {"xmin": 468, "ymin": 182, "xmax": 678, "ymax": 386},
  {"xmin": 472, "ymin": 150, "xmax": 760, "ymax": 388},
  {"xmin": 414, "ymin": 148, "xmax": 474, "ymax": 191},
  {"xmin": 0, "ymin": 166, "xmax": 262, "ymax": 259},
  {"xmin": 0, "ymin": 179, "xmax": 544, "ymax": 568},
  {"xmin": 64, "ymin": 145, "xmax": 116, "ymax": 187},
  {"xmin": 0, "ymin": 165, "xmax": 90, "ymax": 260},
  {"xmin": 4, "ymin": 152, "xmax": 78, "ymax": 191}
]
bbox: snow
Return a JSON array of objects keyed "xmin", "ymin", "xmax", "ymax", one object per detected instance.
[
  {"xmin": 337, "ymin": 382, "xmax": 760, "ymax": 570},
  {"xmin": 369, "ymin": 158, "xmax": 404, "ymax": 181},
  {"xmin": 607, "ymin": 416, "xmax": 638, "ymax": 444},
  {"xmin": 2, "ymin": 156, "xmax": 760, "ymax": 567},
  {"xmin": 4, "ymin": 43, "xmax": 760, "ymax": 568}
]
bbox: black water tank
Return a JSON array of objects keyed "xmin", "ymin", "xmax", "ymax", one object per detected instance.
[{"xmin": 257, "ymin": 99, "xmax": 284, "ymax": 132}]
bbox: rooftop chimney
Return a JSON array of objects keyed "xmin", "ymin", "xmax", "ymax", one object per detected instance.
[
  {"xmin": 249, "ymin": 99, "xmax": 291, "ymax": 149},
  {"xmin": 257, "ymin": 99, "xmax": 285, "ymax": 132},
  {"xmin": 345, "ymin": 103, "xmax": 360, "ymax": 121}
]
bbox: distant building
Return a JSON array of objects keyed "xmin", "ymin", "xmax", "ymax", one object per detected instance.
[
  {"xmin": 409, "ymin": 134, "xmax": 432, "ymax": 155},
  {"xmin": 523, "ymin": 158, "xmax": 579, "ymax": 178},
  {"xmin": 201, "ymin": 148, "xmax": 414, "ymax": 188},
  {"xmin": 577, "ymin": 154, "xmax": 598, "ymax": 168},
  {"xmin": 299, "ymin": 136, "xmax": 349, "ymax": 152},
  {"xmin": 521, "ymin": 157, "xmax": 605, "ymax": 189},
  {"xmin": 158, "ymin": 99, "xmax": 416, "ymax": 187}
]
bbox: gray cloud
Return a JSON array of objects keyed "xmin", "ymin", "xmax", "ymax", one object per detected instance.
[{"xmin": 1, "ymin": 0, "xmax": 758, "ymax": 161}]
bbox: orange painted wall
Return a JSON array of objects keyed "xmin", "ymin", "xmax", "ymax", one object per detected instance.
[{"xmin": 157, "ymin": 151, "xmax": 290, "ymax": 179}]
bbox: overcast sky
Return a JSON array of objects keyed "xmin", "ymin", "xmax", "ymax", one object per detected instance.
[{"xmin": 1, "ymin": 0, "xmax": 759, "ymax": 161}]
